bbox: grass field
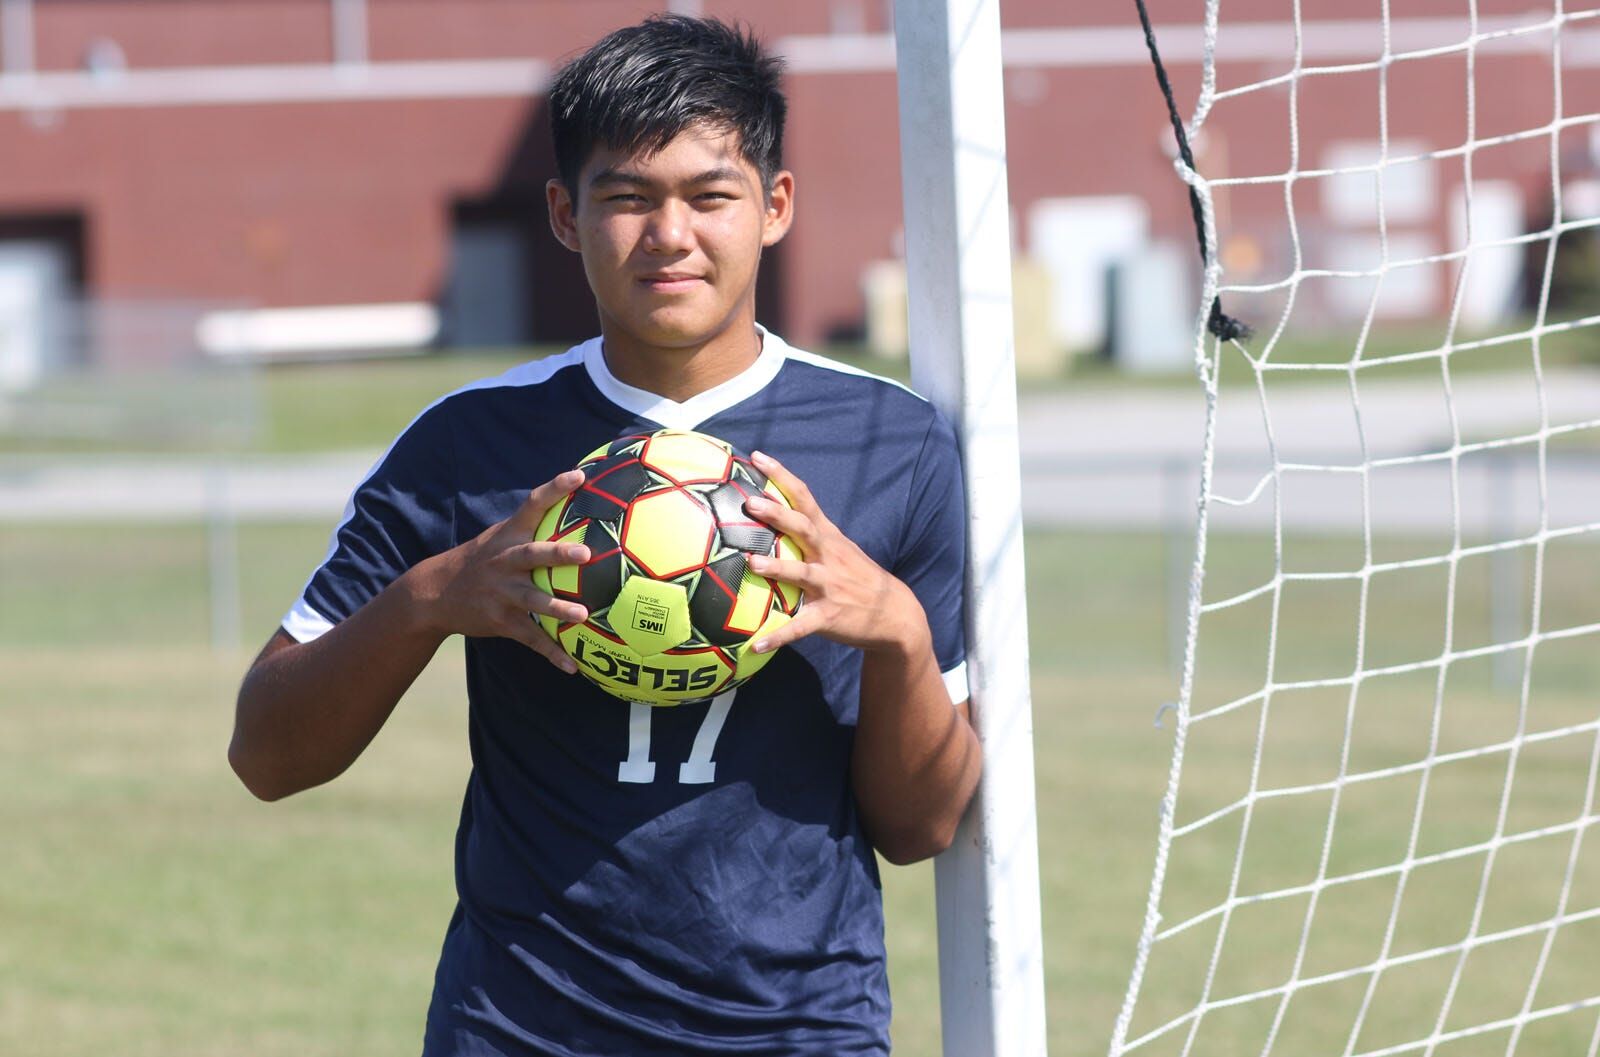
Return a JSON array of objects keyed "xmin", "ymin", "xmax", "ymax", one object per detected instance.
[
  {"xmin": 0, "ymin": 520, "xmax": 1166, "ymax": 1056},
  {"xmin": 2, "ymin": 317, "xmax": 1597, "ymax": 1055},
  {"xmin": 2, "ymin": 516, "xmax": 1596, "ymax": 1056}
]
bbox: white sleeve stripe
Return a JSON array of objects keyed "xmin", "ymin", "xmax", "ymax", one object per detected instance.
[
  {"xmin": 781, "ymin": 345, "xmax": 929, "ymax": 402},
  {"xmin": 282, "ymin": 598, "xmax": 336, "ymax": 642},
  {"xmin": 942, "ymin": 661, "xmax": 970, "ymax": 706}
]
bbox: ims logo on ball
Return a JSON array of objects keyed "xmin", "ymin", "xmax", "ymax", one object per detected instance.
[{"xmin": 631, "ymin": 598, "xmax": 671, "ymax": 636}]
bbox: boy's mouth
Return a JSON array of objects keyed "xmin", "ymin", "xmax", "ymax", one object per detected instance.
[{"xmin": 639, "ymin": 272, "xmax": 705, "ymax": 292}]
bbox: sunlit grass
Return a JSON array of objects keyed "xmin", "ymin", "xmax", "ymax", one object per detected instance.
[{"xmin": 3, "ymin": 524, "xmax": 1596, "ymax": 1054}]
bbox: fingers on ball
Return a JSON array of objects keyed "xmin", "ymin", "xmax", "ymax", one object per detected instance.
[
  {"xmin": 545, "ymin": 468, "xmax": 585, "ymax": 494},
  {"xmin": 765, "ymin": 609, "xmax": 822, "ymax": 652},
  {"xmin": 744, "ymin": 494, "xmax": 808, "ymax": 538},
  {"xmin": 524, "ymin": 470, "xmax": 585, "ymax": 513},
  {"xmin": 522, "ymin": 585, "xmax": 586, "ymax": 624},
  {"xmin": 752, "ymin": 451, "xmax": 815, "ymax": 509},
  {"xmin": 509, "ymin": 540, "xmax": 589, "ymax": 570},
  {"xmin": 753, "ymin": 612, "xmax": 806, "ymax": 653},
  {"xmin": 514, "ymin": 619, "xmax": 577, "ymax": 672},
  {"xmin": 749, "ymin": 554, "xmax": 811, "ymax": 587}
]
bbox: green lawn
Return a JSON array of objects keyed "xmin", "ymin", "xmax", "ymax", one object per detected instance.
[
  {"xmin": 0, "ymin": 347, "xmax": 907, "ymax": 456},
  {"xmin": 3, "ymin": 315, "xmax": 1594, "ymax": 456},
  {"xmin": 2, "ymin": 521, "xmax": 1596, "ymax": 1055}
]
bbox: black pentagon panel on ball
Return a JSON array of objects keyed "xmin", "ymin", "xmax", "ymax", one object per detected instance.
[
  {"xmin": 607, "ymin": 434, "xmax": 650, "ymax": 458},
  {"xmin": 554, "ymin": 491, "xmax": 588, "ymax": 534},
  {"xmin": 580, "ymin": 451, "xmax": 634, "ymax": 487},
  {"xmin": 730, "ymin": 457, "xmax": 769, "ymax": 492},
  {"xmin": 566, "ymin": 478, "xmax": 630, "ymax": 524},
  {"xmin": 577, "ymin": 534, "xmax": 625, "ymax": 615},
  {"xmin": 704, "ymin": 480, "xmax": 747, "ymax": 523},
  {"xmin": 706, "ymin": 481, "xmax": 776, "ymax": 555},
  {"xmin": 689, "ymin": 551, "xmax": 749, "ymax": 647},
  {"xmin": 583, "ymin": 514, "xmax": 622, "ymax": 556},
  {"xmin": 585, "ymin": 455, "xmax": 654, "ymax": 506}
]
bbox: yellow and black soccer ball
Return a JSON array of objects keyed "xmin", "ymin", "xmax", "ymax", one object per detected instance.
[{"xmin": 531, "ymin": 429, "xmax": 804, "ymax": 706}]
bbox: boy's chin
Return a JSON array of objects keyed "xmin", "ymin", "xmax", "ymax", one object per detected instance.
[{"xmin": 616, "ymin": 310, "xmax": 741, "ymax": 351}]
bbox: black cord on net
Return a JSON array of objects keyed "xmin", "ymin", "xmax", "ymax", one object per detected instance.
[{"xmin": 1133, "ymin": 0, "xmax": 1250, "ymax": 342}]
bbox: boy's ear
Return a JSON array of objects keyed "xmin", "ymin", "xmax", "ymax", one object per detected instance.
[
  {"xmin": 546, "ymin": 179, "xmax": 582, "ymax": 253},
  {"xmin": 761, "ymin": 170, "xmax": 795, "ymax": 248}
]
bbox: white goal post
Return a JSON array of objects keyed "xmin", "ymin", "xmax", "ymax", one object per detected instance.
[{"xmin": 893, "ymin": 1, "xmax": 1050, "ymax": 1055}]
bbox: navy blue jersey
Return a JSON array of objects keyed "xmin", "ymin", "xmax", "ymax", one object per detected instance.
[{"xmin": 284, "ymin": 329, "xmax": 968, "ymax": 1056}]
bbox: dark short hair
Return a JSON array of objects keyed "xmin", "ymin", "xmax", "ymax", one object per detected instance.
[{"xmin": 548, "ymin": 15, "xmax": 787, "ymax": 197}]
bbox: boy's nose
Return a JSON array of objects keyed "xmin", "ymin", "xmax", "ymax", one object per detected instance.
[{"xmin": 643, "ymin": 201, "xmax": 693, "ymax": 254}]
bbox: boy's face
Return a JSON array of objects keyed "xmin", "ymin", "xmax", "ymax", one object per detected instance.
[{"xmin": 546, "ymin": 125, "xmax": 793, "ymax": 355}]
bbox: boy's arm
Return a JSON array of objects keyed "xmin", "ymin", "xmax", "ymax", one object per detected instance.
[
  {"xmin": 852, "ymin": 588, "xmax": 980, "ymax": 865},
  {"xmin": 743, "ymin": 452, "xmax": 981, "ymax": 866},
  {"xmin": 229, "ymin": 472, "xmax": 592, "ymax": 802}
]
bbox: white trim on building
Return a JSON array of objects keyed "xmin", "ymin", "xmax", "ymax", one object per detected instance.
[{"xmin": 1, "ymin": 16, "xmax": 1595, "ymax": 112}]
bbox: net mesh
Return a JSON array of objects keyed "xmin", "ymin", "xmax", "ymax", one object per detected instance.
[{"xmin": 1112, "ymin": 3, "xmax": 1600, "ymax": 1055}]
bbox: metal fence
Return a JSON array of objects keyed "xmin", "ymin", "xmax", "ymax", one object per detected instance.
[{"xmin": 6, "ymin": 448, "xmax": 1593, "ymax": 675}]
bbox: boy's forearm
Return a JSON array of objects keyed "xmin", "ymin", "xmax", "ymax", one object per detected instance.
[
  {"xmin": 851, "ymin": 585, "xmax": 982, "ymax": 865},
  {"xmin": 230, "ymin": 472, "xmax": 589, "ymax": 802},
  {"xmin": 229, "ymin": 566, "xmax": 449, "ymax": 801}
]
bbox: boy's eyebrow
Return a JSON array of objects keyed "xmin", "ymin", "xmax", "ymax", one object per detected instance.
[
  {"xmin": 587, "ymin": 165, "xmax": 748, "ymax": 189},
  {"xmin": 686, "ymin": 166, "xmax": 747, "ymax": 185},
  {"xmin": 588, "ymin": 168, "xmax": 645, "ymax": 188}
]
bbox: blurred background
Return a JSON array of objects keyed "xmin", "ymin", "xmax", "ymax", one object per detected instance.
[
  {"xmin": 6, "ymin": 0, "xmax": 1596, "ymax": 378},
  {"xmin": 2, "ymin": 1, "xmax": 1598, "ymax": 1055}
]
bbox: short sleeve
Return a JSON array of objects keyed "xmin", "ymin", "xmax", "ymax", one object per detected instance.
[
  {"xmin": 283, "ymin": 406, "xmax": 456, "ymax": 641},
  {"xmin": 893, "ymin": 410, "xmax": 969, "ymax": 704}
]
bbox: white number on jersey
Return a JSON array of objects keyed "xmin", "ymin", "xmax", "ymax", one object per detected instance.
[{"xmin": 617, "ymin": 690, "xmax": 737, "ymax": 785}]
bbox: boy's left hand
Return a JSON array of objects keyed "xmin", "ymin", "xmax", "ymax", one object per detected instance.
[{"xmin": 742, "ymin": 450, "xmax": 929, "ymax": 657}]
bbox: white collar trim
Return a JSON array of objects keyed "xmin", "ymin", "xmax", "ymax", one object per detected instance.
[{"xmin": 581, "ymin": 324, "xmax": 789, "ymax": 430}]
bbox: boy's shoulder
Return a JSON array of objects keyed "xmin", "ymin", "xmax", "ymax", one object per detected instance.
[
  {"xmin": 763, "ymin": 334, "xmax": 944, "ymax": 426},
  {"xmin": 397, "ymin": 344, "xmax": 609, "ymax": 452},
  {"xmin": 765, "ymin": 330, "xmax": 916, "ymax": 391}
]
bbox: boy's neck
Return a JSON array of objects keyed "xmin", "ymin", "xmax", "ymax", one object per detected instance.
[{"xmin": 598, "ymin": 318, "xmax": 764, "ymax": 404}]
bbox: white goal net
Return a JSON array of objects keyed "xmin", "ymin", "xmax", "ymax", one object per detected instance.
[{"xmin": 1112, "ymin": 4, "xmax": 1600, "ymax": 1056}]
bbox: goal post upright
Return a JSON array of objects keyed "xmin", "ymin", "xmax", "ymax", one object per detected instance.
[{"xmin": 892, "ymin": 1, "xmax": 1049, "ymax": 1054}]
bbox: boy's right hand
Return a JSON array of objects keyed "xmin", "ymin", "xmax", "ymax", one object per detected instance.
[{"xmin": 404, "ymin": 469, "xmax": 591, "ymax": 673}]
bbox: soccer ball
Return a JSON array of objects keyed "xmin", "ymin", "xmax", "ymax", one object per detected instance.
[{"xmin": 531, "ymin": 429, "xmax": 804, "ymax": 706}]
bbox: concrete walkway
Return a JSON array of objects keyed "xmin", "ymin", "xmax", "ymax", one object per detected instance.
[
  {"xmin": 0, "ymin": 450, "xmax": 375, "ymax": 520},
  {"xmin": 1019, "ymin": 367, "xmax": 1600, "ymax": 534},
  {"xmin": 3, "ymin": 369, "xmax": 1598, "ymax": 533}
]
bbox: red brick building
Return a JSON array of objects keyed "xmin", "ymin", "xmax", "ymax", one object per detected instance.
[{"xmin": 0, "ymin": 0, "xmax": 1594, "ymax": 361}]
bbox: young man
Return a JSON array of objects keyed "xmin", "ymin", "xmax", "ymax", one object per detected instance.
[{"xmin": 231, "ymin": 15, "xmax": 980, "ymax": 1055}]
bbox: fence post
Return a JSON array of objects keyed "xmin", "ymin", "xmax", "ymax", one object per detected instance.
[{"xmin": 206, "ymin": 460, "xmax": 241, "ymax": 653}]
